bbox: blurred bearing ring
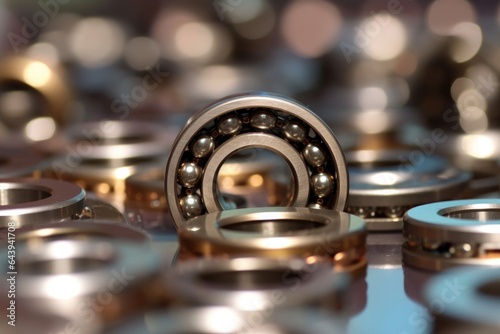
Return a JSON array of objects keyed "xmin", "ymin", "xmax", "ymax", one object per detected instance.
[
  {"xmin": 403, "ymin": 199, "xmax": 500, "ymax": 271},
  {"xmin": 0, "ymin": 178, "xmax": 86, "ymax": 228},
  {"xmin": 165, "ymin": 92, "xmax": 348, "ymax": 228},
  {"xmin": 167, "ymin": 257, "xmax": 348, "ymax": 312},
  {"xmin": 0, "ymin": 220, "xmax": 149, "ymax": 245},
  {"xmin": 0, "ymin": 145, "xmax": 46, "ymax": 178},
  {"xmin": 425, "ymin": 267, "xmax": 500, "ymax": 334},
  {"xmin": 106, "ymin": 306, "xmax": 346, "ymax": 334},
  {"xmin": 178, "ymin": 207, "xmax": 366, "ymax": 277},
  {"xmin": 347, "ymin": 150, "xmax": 470, "ymax": 231},
  {"xmin": 0, "ymin": 240, "xmax": 163, "ymax": 325}
]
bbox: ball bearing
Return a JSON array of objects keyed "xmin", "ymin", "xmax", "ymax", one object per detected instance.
[
  {"xmin": 165, "ymin": 92, "xmax": 348, "ymax": 229},
  {"xmin": 403, "ymin": 199, "xmax": 500, "ymax": 271}
]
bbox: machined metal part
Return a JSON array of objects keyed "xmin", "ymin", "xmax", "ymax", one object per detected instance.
[
  {"xmin": 0, "ymin": 239, "xmax": 164, "ymax": 325},
  {"xmin": 165, "ymin": 92, "xmax": 348, "ymax": 229},
  {"xmin": 0, "ymin": 145, "xmax": 46, "ymax": 178},
  {"xmin": 178, "ymin": 207, "xmax": 367, "ymax": 277},
  {"xmin": 105, "ymin": 306, "xmax": 346, "ymax": 334},
  {"xmin": 347, "ymin": 149, "xmax": 471, "ymax": 231},
  {"xmin": 0, "ymin": 178, "xmax": 86, "ymax": 228},
  {"xmin": 166, "ymin": 257, "xmax": 349, "ymax": 312},
  {"xmin": 0, "ymin": 220, "xmax": 150, "ymax": 245},
  {"xmin": 425, "ymin": 267, "xmax": 500, "ymax": 334},
  {"xmin": 403, "ymin": 199, "xmax": 500, "ymax": 271}
]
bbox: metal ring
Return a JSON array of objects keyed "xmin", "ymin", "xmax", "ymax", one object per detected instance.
[
  {"xmin": 106, "ymin": 307, "xmax": 346, "ymax": 334},
  {"xmin": 201, "ymin": 133, "xmax": 310, "ymax": 211},
  {"xmin": 178, "ymin": 207, "xmax": 366, "ymax": 277},
  {"xmin": 0, "ymin": 220, "xmax": 149, "ymax": 245},
  {"xmin": 167, "ymin": 257, "xmax": 348, "ymax": 312},
  {"xmin": 347, "ymin": 149, "xmax": 470, "ymax": 231},
  {"xmin": 0, "ymin": 178, "xmax": 85, "ymax": 229},
  {"xmin": 0, "ymin": 146, "xmax": 46, "ymax": 178},
  {"xmin": 0, "ymin": 239, "xmax": 163, "ymax": 324},
  {"xmin": 425, "ymin": 267, "xmax": 500, "ymax": 333},
  {"xmin": 125, "ymin": 168, "xmax": 166, "ymax": 210},
  {"xmin": 165, "ymin": 92, "xmax": 348, "ymax": 229},
  {"xmin": 403, "ymin": 199, "xmax": 500, "ymax": 271}
]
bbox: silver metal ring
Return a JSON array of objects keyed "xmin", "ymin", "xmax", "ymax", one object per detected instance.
[
  {"xmin": 0, "ymin": 146, "xmax": 46, "ymax": 178},
  {"xmin": 347, "ymin": 150, "xmax": 470, "ymax": 231},
  {"xmin": 165, "ymin": 92, "xmax": 348, "ymax": 229},
  {"xmin": 403, "ymin": 199, "xmax": 500, "ymax": 271},
  {"xmin": 178, "ymin": 207, "xmax": 366, "ymax": 277},
  {"xmin": 0, "ymin": 239, "xmax": 162, "ymax": 324},
  {"xmin": 106, "ymin": 307, "xmax": 346, "ymax": 334},
  {"xmin": 425, "ymin": 267, "xmax": 500, "ymax": 333},
  {"xmin": 167, "ymin": 257, "xmax": 348, "ymax": 312},
  {"xmin": 0, "ymin": 178, "xmax": 85, "ymax": 228},
  {"xmin": 0, "ymin": 220, "xmax": 149, "ymax": 244}
]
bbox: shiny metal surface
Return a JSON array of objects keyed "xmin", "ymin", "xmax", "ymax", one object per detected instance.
[
  {"xmin": 0, "ymin": 239, "xmax": 163, "ymax": 325},
  {"xmin": 425, "ymin": 267, "xmax": 500, "ymax": 334},
  {"xmin": 403, "ymin": 199, "xmax": 500, "ymax": 271},
  {"xmin": 178, "ymin": 207, "xmax": 367, "ymax": 277},
  {"xmin": 105, "ymin": 306, "xmax": 346, "ymax": 334},
  {"xmin": 166, "ymin": 257, "xmax": 349, "ymax": 312},
  {"xmin": 347, "ymin": 150, "xmax": 471, "ymax": 231},
  {"xmin": 125, "ymin": 167, "xmax": 167, "ymax": 210},
  {"xmin": 166, "ymin": 92, "xmax": 348, "ymax": 229},
  {"xmin": 0, "ymin": 178, "xmax": 85, "ymax": 228},
  {"xmin": 0, "ymin": 220, "xmax": 149, "ymax": 244}
]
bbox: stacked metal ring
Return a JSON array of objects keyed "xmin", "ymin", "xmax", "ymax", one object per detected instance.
[
  {"xmin": 425, "ymin": 267, "xmax": 500, "ymax": 334},
  {"xmin": 46, "ymin": 120, "xmax": 174, "ymax": 198},
  {"xmin": 177, "ymin": 207, "xmax": 367, "ymax": 277},
  {"xmin": 166, "ymin": 257, "xmax": 349, "ymax": 312},
  {"xmin": 165, "ymin": 92, "xmax": 349, "ymax": 229},
  {"xmin": 347, "ymin": 149, "xmax": 470, "ymax": 230},
  {"xmin": 105, "ymin": 307, "xmax": 346, "ymax": 334},
  {"xmin": 403, "ymin": 199, "xmax": 500, "ymax": 271},
  {"xmin": 0, "ymin": 239, "xmax": 164, "ymax": 328},
  {"xmin": 0, "ymin": 178, "xmax": 128, "ymax": 228},
  {"xmin": 0, "ymin": 146, "xmax": 47, "ymax": 178}
]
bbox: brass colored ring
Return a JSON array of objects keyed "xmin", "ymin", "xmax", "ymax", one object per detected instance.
[
  {"xmin": 167, "ymin": 257, "xmax": 349, "ymax": 312},
  {"xmin": 178, "ymin": 207, "xmax": 367, "ymax": 277},
  {"xmin": 403, "ymin": 199, "xmax": 500, "ymax": 271}
]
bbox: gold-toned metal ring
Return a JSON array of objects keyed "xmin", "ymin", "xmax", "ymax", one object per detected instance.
[{"xmin": 177, "ymin": 207, "xmax": 367, "ymax": 277}]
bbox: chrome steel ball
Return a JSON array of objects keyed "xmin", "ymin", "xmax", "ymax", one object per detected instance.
[
  {"xmin": 177, "ymin": 162, "xmax": 202, "ymax": 188},
  {"xmin": 302, "ymin": 143, "xmax": 326, "ymax": 167},
  {"xmin": 250, "ymin": 110, "xmax": 276, "ymax": 130},
  {"xmin": 311, "ymin": 172, "xmax": 334, "ymax": 198},
  {"xmin": 283, "ymin": 121, "xmax": 306, "ymax": 142},
  {"xmin": 217, "ymin": 115, "xmax": 242, "ymax": 136},
  {"xmin": 179, "ymin": 194, "xmax": 204, "ymax": 218},
  {"xmin": 191, "ymin": 134, "xmax": 215, "ymax": 158}
]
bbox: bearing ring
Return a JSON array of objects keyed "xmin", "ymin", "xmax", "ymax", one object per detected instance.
[
  {"xmin": 178, "ymin": 207, "xmax": 366, "ymax": 277},
  {"xmin": 0, "ymin": 239, "xmax": 163, "ymax": 325},
  {"xmin": 165, "ymin": 92, "xmax": 348, "ymax": 228},
  {"xmin": 166, "ymin": 257, "xmax": 348, "ymax": 312},
  {"xmin": 425, "ymin": 267, "xmax": 500, "ymax": 333},
  {"xmin": 0, "ymin": 178, "xmax": 85, "ymax": 228},
  {"xmin": 347, "ymin": 150, "xmax": 471, "ymax": 231},
  {"xmin": 403, "ymin": 199, "xmax": 500, "ymax": 271},
  {"xmin": 106, "ymin": 307, "xmax": 346, "ymax": 334}
]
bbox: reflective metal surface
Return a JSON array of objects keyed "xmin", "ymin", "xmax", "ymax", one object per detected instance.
[
  {"xmin": 347, "ymin": 150, "xmax": 471, "ymax": 231},
  {"xmin": 0, "ymin": 145, "xmax": 46, "ymax": 178},
  {"xmin": 403, "ymin": 199, "xmax": 500, "ymax": 271},
  {"xmin": 178, "ymin": 207, "xmax": 366, "ymax": 277}
]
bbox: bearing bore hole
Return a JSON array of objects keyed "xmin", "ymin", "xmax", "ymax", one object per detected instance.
[
  {"xmin": 221, "ymin": 219, "xmax": 325, "ymax": 235},
  {"xmin": 441, "ymin": 208, "xmax": 500, "ymax": 221},
  {"xmin": 217, "ymin": 148, "xmax": 294, "ymax": 209},
  {"xmin": 196, "ymin": 269, "xmax": 306, "ymax": 290},
  {"xmin": 0, "ymin": 187, "xmax": 51, "ymax": 205}
]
